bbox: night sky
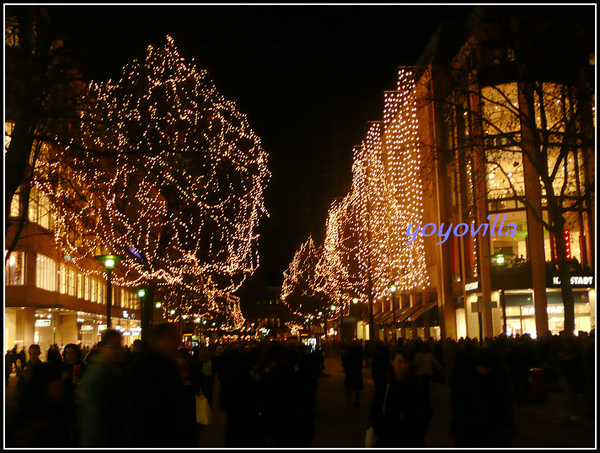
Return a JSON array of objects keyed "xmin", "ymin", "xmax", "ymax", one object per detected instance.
[{"xmin": 50, "ymin": 5, "xmax": 473, "ymax": 294}]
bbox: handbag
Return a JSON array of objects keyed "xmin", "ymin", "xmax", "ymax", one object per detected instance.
[
  {"xmin": 195, "ymin": 392, "xmax": 212, "ymax": 425},
  {"xmin": 365, "ymin": 384, "xmax": 390, "ymax": 448},
  {"xmin": 365, "ymin": 426, "xmax": 377, "ymax": 448}
]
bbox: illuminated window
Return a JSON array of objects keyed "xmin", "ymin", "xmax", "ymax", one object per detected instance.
[
  {"xmin": 5, "ymin": 250, "xmax": 25, "ymax": 285},
  {"xmin": 486, "ymin": 148, "xmax": 525, "ymax": 201},
  {"xmin": 91, "ymin": 278, "xmax": 97, "ymax": 303},
  {"xmin": 5, "ymin": 17, "xmax": 19, "ymax": 47},
  {"xmin": 77, "ymin": 274, "xmax": 84, "ymax": 299},
  {"xmin": 5, "ymin": 121, "xmax": 15, "ymax": 153},
  {"xmin": 36, "ymin": 253, "xmax": 57, "ymax": 292},
  {"xmin": 68, "ymin": 268, "xmax": 76, "ymax": 297},
  {"xmin": 84, "ymin": 275, "xmax": 91, "ymax": 301},
  {"xmin": 10, "ymin": 189, "xmax": 21, "ymax": 218},
  {"xmin": 546, "ymin": 147, "xmax": 584, "ymax": 199},
  {"xmin": 29, "ymin": 187, "xmax": 54, "ymax": 230},
  {"xmin": 59, "ymin": 263, "xmax": 67, "ymax": 294},
  {"xmin": 482, "ymin": 83, "xmax": 520, "ymax": 135},
  {"xmin": 534, "ymin": 83, "xmax": 573, "ymax": 132}
]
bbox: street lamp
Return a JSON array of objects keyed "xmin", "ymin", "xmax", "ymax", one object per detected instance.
[
  {"xmin": 94, "ymin": 254, "xmax": 123, "ymax": 329},
  {"xmin": 486, "ymin": 248, "xmax": 514, "ymax": 336},
  {"xmin": 389, "ymin": 282, "xmax": 398, "ymax": 340}
]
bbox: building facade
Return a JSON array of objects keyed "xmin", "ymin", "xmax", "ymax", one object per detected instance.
[
  {"xmin": 5, "ymin": 163, "xmax": 142, "ymax": 355},
  {"xmin": 355, "ymin": 8, "xmax": 595, "ymax": 342},
  {"xmin": 415, "ymin": 9, "xmax": 595, "ymax": 339}
]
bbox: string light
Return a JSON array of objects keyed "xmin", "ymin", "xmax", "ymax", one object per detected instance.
[
  {"xmin": 282, "ymin": 68, "xmax": 430, "ymax": 322},
  {"xmin": 34, "ymin": 35, "xmax": 270, "ymax": 321}
]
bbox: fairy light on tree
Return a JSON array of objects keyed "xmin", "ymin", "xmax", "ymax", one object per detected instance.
[
  {"xmin": 282, "ymin": 67, "xmax": 430, "ymax": 331},
  {"xmin": 280, "ymin": 235, "xmax": 329, "ymax": 319},
  {"xmin": 35, "ymin": 35, "xmax": 269, "ymax": 325}
]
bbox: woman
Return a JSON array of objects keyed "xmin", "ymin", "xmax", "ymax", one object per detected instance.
[{"xmin": 370, "ymin": 348, "xmax": 432, "ymax": 447}]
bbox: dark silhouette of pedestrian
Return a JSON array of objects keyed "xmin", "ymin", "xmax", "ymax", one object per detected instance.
[
  {"xmin": 341, "ymin": 343, "xmax": 364, "ymax": 407},
  {"xmin": 5, "ymin": 349, "xmax": 14, "ymax": 386},
  {"xmin": 371, "ymin": 348, "xmax": 432, "ymax": 447},
  {"xmin": 125, "ymin": 323, "xmax": 198, "ymax": 447},
  {"xmin": 451, "ymin": 347, "xmax": 515, "ymax": 447},
  {"xmin": 78, "ymin": 330, "xmax": 128, "ymax": 447},
  {"xmin": 221, "ymin": 346, "xmax": 264, "ymax": 447}
]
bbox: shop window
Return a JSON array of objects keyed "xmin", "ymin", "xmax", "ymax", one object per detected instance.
[
  {"xmin": 36, "ymin": 253, "xmax": 57, "ymax": 292},
  {"xmin": 5, "ymin": 250, "xmax": 25, "ymax": 285},
  {"xmin": 489, "ymin": 211, "xmax": 529, "ymax": 266}
]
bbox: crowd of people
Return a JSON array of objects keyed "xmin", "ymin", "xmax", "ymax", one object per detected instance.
[{"xmin": 4, "ymin": 326, "xmax": 595, "ymax": 448}]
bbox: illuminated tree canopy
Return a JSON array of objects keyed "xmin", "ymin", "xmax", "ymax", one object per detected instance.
[
  {"xmin": 35, "ymin": 36, "xmax": 270, "ymax": 323},
  {"xmin": 281, "ymin": 68, "xmax": 430, "ymax": 323}
]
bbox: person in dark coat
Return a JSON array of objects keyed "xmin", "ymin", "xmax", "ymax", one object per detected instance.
[
  {"xmin": 341, "ymin": 343, "xmax": 364, "ymax": 407},
  {"xmin": 78, "ymin": 331, "xmax": 128, "ymax": 447},
  {"xmin": 125, "ymin": 323, "xmax": 198, "ymax": 448},
  {"xmin": 451, "ymin": 347, "xmax": 515, "ymax": 447},
  {"xmin": 371, "ymin": 348, "xmax": 432, "ymax": 447},
  {"xmin": 220, "ymin": 347, "xmax": 264, "ymax": 447}
]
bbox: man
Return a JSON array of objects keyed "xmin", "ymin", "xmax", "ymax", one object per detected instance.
[
  {"xmin": 78, "ymin": 330, "xmax": 128, "ymax": 447},
  {"xmin": 126, "ymin": 323, "xmax": 198, "ymax": 447}
]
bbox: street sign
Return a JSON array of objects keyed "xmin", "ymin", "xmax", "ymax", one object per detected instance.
[{"xmin": 471, "ymin": 300, "xmax": 497, "ymax": 313}]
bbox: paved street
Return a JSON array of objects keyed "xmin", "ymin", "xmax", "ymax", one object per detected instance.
[{"xmin": 198, "ymin": 357, "xmax": 596, "ymax": 448}]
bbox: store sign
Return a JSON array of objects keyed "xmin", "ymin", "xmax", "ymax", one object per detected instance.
[
  {"xmin": 131, "ymin": 327, "xmax": 142, "ymax": 333},
  {"xmin": 123, "ymin": 331, "xmax": 131, "ymax": 336},
  {"xmin": 465, "ymin": 281, "xmax": 479, "ymax": 292},
  {"xmin": 80, "ymin": 325, "xmax": 93, "ymax": 331},
  {"xmin": 35, "ymin": 319, "xmax": 52, "ymax": 327},
  {"xmin": 522, "ymin": 305, "xmax": 564, "ymax": 316},
  {"xmin": 551, "ymin": 275, "xmax": 593, "ymax": 287}
]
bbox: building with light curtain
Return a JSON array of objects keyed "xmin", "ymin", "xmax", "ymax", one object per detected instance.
[
  {"xmin": 358, "ymin": 8, "xmax": 596, "ymax": 339},
  {"xmin": 356, "ymin": 7, "xmax": 595, "ymax": 341}
]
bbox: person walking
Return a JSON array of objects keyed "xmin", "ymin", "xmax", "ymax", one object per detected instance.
[
  {"xmin": 370, "ymin": 348, "xmax": 432, "ymax": 447},
  {"xmin": 78, "ymin": 330, "xmax": 128, "ymax": 447},
  {"xmin": 125, "ymin": 323, "xmax": 198, "ymax": 448},
  {"xmin": 413, "ymin": 341, "xmax": 442, "ymax": 392},
  {"xmin": 451, "ymin": 347, "xmax": 515, "ymax": 447},
  {"xmin": 341, "ymin": 343, "xmax": 364, "ymax": 407}
]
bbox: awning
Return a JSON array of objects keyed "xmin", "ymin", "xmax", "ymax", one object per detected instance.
[
  {"xmin": 405, "ymin": 300, "xmax": 438, "ymax": 322},
  {"xmin": 377, "ymin": 311, "xmax": 395, "ymax": 325},
  {"xmin": 373, "ymin": 311, "xmax": 389, "ymax": 324},
  {"xmin": 395, "ymin": 304, "xmax": 422, "ymax": 323}
]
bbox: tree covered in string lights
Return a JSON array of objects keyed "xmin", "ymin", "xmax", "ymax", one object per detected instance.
[
  {"xmin": 282, "ymin": 68, "xmax": 431, "ymax": 330},
  {"xmin": 280, "ymin": 235, "xmax": 329, "ymax": 321},
  {"xmin": 35, "ymin": 36, "xmax": 270, "ymax": 330}
]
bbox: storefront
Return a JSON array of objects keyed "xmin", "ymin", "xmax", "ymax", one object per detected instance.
[{"xmin": 504, "ymin": 288, "xmax": 594, "ymax": 337}]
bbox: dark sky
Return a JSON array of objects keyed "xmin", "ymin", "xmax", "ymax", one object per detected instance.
[{"xmin": 52, "ymin": 5, "xmax": 473, "ymax": 293}]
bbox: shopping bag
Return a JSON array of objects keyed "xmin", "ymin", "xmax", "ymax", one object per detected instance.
[
  {"xmin": 195, "ymin": 392, "xmax": 212, "ymax": 425},
  {"xmin": 365, "ymin": 426, "xmax": 377, "ymax": 448}
]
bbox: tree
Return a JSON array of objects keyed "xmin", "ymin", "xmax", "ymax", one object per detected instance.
[
  {"xmin": 5, "ymin": 7, "xmax": 89, "ymax": 247},
  {"xmin": 35, "ymin": 36, "xmax": 270, "ymax": 338},
  {"xmin": 280, "ymin": 235, "xmax": 329, "ymax": 320}
]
